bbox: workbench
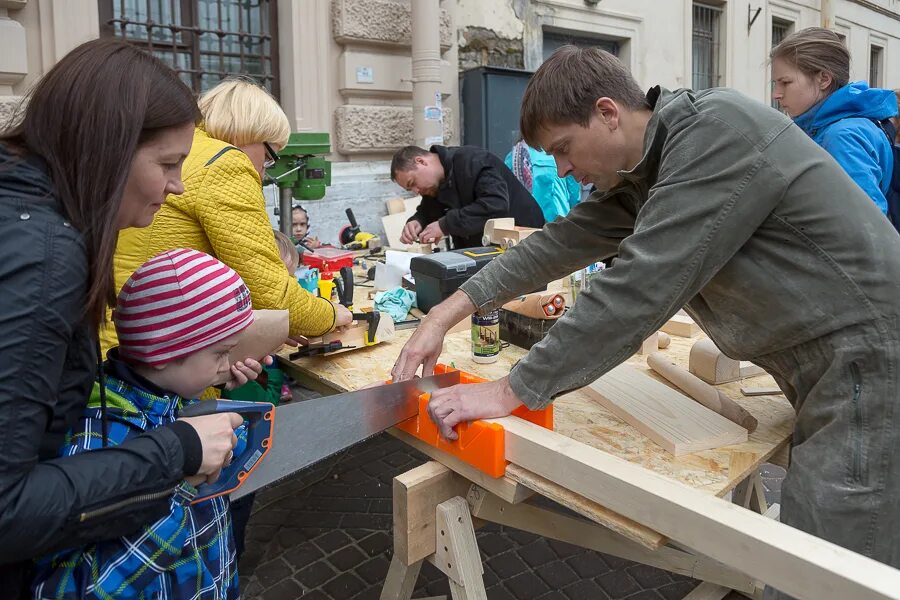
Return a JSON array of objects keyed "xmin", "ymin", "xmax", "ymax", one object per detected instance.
[{"xmin": 276, "ymin": 291, "xmax": 812, "ymax": 599}]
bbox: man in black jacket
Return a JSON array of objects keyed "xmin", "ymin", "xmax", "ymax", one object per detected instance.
[{"xmin": 390, "ymin": 145, "xmax": 545, "ymax": 248}]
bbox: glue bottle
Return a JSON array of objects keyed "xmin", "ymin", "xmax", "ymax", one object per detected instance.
[{"xmin": 471, "ymin": 309, "xmax": 501, "ymax": 364}]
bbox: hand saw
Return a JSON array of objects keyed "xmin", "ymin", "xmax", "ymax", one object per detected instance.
[{"xmin": 179, "ymin": 370, "xmax": 461, "ymax": 502}]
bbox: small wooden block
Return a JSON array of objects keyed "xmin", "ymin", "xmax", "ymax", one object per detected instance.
[
  {"xmin": 741, "ymin": 386, "xmax": 784, "ymax": 397},
  {"xmin": 689, "ymin": 338, "xmax": 764, "ymax": 384},
  {"xmin": 635, "ymin": 331, "xmax": 659, "ymax": 356},
  {"xmin": 660, "ymin": 314, "xmax": 701, "ymax": 337}
]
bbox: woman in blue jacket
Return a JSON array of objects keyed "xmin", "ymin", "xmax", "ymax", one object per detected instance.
[
  {"xmin": 505, "ymin": 140, "xmax": 581, "ymax": 223},
  {"xmin": 771, "ymin": 27, "xmax": 897, "ymax": 215}
]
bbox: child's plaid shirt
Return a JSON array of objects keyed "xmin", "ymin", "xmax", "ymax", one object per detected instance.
[{"xmin": 31, "ymin": 365, "xmax": 244, "ymax": 600}]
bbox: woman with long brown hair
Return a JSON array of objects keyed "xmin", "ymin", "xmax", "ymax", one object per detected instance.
[{"xmin": 0, "ymin": 39, "xmax": 255, "ymax": 595}]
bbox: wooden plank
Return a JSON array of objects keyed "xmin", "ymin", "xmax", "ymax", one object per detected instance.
[
  {"xmin": 661, "ymin": 314, "xmax": 701, "ymax": 337},
  {"xmin": 741, "ymin": 386, "xmax": 784, "ymax": 397},
  {"xmin": 490, "ymin": 417, "xmax": 900, "ymax": 600},
  {"xmin": 584, "ymin": 363, "xmax": 748, "ymax": 455},
  {"xmin": 505, "ymin": 464, "xmax": 667, "ymax": 550},
  {"xmin": 467, "ymin": 486, "xmax": 756, "ymax": 593},
  {"xmin": 393, "ymin": 462, "xmax": 471, "ymax": 565},
  {"xmin": 390, "ymin": 428, "xmax": 533, "ymax": 505}
]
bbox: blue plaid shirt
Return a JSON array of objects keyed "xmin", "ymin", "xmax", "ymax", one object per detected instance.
[{"xmin": 31, "ymin": 370, "xmax": 244, "ymax": 599}]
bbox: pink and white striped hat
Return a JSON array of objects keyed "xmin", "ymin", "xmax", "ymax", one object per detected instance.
[{"xmin": 114, "ymin": 248, "xmax": 254, "ymax": 365}]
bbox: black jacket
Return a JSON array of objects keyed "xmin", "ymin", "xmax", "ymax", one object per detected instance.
[
  {"xmin": 0, "ymin": 144, "xmax": 198, "ymax": 595},
  {"xmin": 409, "ymin": 145, "xmax": 545, "ymax": 248}
]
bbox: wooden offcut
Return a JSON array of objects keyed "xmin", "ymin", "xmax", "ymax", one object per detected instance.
[
  {"xmin": 661, "ymin": 314, "xmax": 701, "ymax": 337},
  {"xmin": 741, "ymin": 386, "xmax": 784, "ymax": 397},
  {"xmin": 584, "ymin": 363, "xmax": 748, "ymax": 455},
  {"xmin": 689, "ymin": 338, "xmax": 766, "ymax": 384}
]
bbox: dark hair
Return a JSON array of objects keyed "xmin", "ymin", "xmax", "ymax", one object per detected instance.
[
  {"xmin": 390, "ymin": 145, "xmax": 431, "ymax": 181},
  {"xmin": 770, "ymin": 27, "xmax": 850, "ymax": 94},
  {"xmin": 1, "ymin": 39, "xmax": 200, "ymax": 327},
  {"xmin": 520, "ymin": 45, "xmax": 649, "ymax": 148}
]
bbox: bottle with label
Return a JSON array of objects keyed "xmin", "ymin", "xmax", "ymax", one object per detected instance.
[{"xmin": 471, "ymin": 309, "xmax": 501, "ymax": 364}]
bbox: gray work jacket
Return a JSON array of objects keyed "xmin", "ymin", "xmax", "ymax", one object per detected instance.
[{"xmin": 460, "ymin": 86, "xmax": 900, "ymax": 409}]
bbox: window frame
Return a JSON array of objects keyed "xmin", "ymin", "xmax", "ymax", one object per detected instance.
[
  {"xmin": 869, "ymin": 44, "xmax": 884, "ymax": 88},
  {"xmin": 98, "ymin": 0, "xmax": 280, "ymax": 98},
  {"xmin": 691, "ymin": 2, "xmax": 724, "ymax": 91}
]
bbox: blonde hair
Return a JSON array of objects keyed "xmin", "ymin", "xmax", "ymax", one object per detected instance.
[
  {"xmin": 198, "ymin": 78, "xmax": 290, "ymax": 149},
  {"xmin": 770, "ymin": 28, "xmax": 850, "ymax": 94},
  {"xmin": 273, "ymin": 229, "xmax": 299, "ymax": 275}
]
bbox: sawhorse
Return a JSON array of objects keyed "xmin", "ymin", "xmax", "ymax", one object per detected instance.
[{"xmin": 380, "ymin": 461, "xmax": 779, "ymax": 600}]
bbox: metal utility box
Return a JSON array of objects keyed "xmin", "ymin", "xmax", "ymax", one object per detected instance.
[{"xmin": 460, "ymin": 66, "xmax": 533, "ymax": 159}]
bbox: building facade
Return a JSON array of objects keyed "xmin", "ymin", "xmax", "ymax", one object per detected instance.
[
  {"xmin": 2, "ymin": 1, "xmax": 897, "ymax": 159},
  {"xmin": 1, "ymin": 1, "xmax": 897, "ymax": 241}
]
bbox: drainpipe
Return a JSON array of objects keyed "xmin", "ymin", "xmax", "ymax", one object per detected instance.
[
  {"xmin": 411, "ymin": 0, "xmax": 442, "ymax": 149},
  {"xmin": 821, "ymin": 0, "xmax": 835, "ymax": 29}
]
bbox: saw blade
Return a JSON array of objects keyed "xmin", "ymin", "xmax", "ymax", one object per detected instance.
[{"xmin": 231, "ymin": 371, "xmax": 460, "ymax": 499}]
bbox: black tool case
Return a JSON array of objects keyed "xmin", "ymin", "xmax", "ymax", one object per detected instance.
[{"xmin": 410, "ymin": 247, "xmax": 503, "ymax": 313}]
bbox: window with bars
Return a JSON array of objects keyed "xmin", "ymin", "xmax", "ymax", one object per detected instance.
[
  {"xmin": 771, "ymin": 19, "xmax": 793, "ymax": 109},
  {"xmin": 692, "ymin": 3, "xmax": 722, "ymax": 90},
  {"xmin": 99, "ymin": 0, "xmax": 278, "ymax": 96},
  {"xmin": 869, "ymin": 45, "xmax": 884, "ymax": 87}
]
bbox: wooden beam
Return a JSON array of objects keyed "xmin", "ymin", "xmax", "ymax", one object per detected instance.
[
  {"xmin": 392, "ymin": 462, "xmax": 471, "ymax": 565},
  {"xmin": 488, "ymin": 416, "xmax": 900, "ymax": 600},
  {"xmin": 467, "ymin": 486, "xmax": 757, "ymax": 593},
  {"xmin": 584, "ymin": 363, "xmax": 748, "ymax": 455}
]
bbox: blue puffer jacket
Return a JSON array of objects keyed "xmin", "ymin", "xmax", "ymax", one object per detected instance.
[{"xmin": 793, "ymin": 81, "xmax": 897, "ymax": 214}]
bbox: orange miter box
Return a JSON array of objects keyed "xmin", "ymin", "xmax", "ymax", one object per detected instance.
[{"xmin": 393, "ymin": 363, "xmax": 553, "ymax": 477}]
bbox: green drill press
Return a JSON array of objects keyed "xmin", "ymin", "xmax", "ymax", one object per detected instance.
[{"xmin": 266, "ymin": 132, "xmax": 332, "ymax": 236}]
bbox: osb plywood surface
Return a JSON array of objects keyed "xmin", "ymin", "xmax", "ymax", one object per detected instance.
[{"xmin": 278, "ymin": 328, "xmax": 794, "ymax": 498}]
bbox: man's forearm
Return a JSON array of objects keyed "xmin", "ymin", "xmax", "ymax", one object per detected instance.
[{"xmin": 427, "ymin": 290, "xmax": 476, "ymax": 330}]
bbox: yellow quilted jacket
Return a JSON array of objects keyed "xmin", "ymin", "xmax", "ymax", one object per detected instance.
[{"xmin": 100, "ymin": 128, "xmax": 336, "ymax": 354}]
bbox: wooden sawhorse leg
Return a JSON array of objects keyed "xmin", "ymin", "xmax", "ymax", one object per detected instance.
[{"xmin": 381, "ymin": 462, "xmax": 484, "ymax": 600}]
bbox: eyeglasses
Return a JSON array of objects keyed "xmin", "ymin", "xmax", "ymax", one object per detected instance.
[{"xmin": 263, "ymin": 142, "xmax": 279, "ymax": 169}]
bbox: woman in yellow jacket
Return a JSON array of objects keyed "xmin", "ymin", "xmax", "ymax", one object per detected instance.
[{"xmin": 101, "ymin": 79, "xmax": 352, "ymax": 353}]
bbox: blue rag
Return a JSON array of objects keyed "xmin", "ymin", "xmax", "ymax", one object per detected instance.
[{"xmin": 374, "ymin": 288, "xmax": 417, "ymax": 322}]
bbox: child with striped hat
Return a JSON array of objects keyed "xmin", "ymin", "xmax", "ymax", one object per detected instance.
[{"xmin": 32, "ymin": 249, "xmax": 255, "ymax": 599}]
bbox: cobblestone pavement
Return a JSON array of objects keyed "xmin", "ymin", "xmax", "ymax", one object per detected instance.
[{"xmin": 238, "ymin": 386, "xmax": 785, "ymax": 600}]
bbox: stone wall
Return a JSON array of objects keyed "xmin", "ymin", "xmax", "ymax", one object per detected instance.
[
  {"xmin": 332, "ymin": 0, "xmax": 452, "ymax": 50},
  {"xmin": 334, "ymin": 105, "xmax": 454, "ymax": 155},
  {"xmin": 331, "ymin": 0, "xmax": 456, "ymax": 158},
  {"xmin": 457, "ymin": 26, "xmax": 525, "ymax": 70}
]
